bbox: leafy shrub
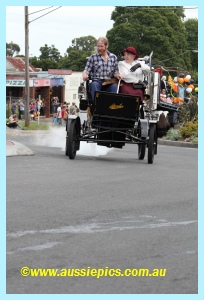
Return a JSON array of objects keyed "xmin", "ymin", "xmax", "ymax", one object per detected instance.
[
  {"xmin": 191, "ymin": 137, "xmax": 198, "ymax": 144},
  {"xmin": 179, "ymin": 95, "xmax": 198, "ymax": 123},
  {"xmin": 163, "ymin": 128, "xmax": 182, "ymax": 141},
  {"xmin": 179, "ymin": 121, "xmax": 198, "ymax": 138}
]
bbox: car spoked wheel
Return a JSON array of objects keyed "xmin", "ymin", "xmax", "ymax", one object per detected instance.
[
  {"xmin": 148, "ymin": 124, "xmax": 156, "ymax": 164},
  {"xmin": 138, "ymin": 138, "xmax": 146, "ymax": 160},
  {"xmin": 65, "ymin": 134, "xmax": 69, "ymax": 156},
  {"xmin": 67, "ymin": 122, "xmax": 77, "ymax": 159}
]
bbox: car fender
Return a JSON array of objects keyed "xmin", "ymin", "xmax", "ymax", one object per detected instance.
[
  {"xmin": 139, "ymin": 119, "xmax": 149, "ymax": 137},
  {"xmin": 66, "ymin": 116, "xmax": 81, "ymax": 133}
]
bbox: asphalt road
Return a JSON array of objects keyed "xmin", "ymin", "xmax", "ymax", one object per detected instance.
[{"xmin": 6, "ymin": 128, "xmax": 198, "ymax": 294}]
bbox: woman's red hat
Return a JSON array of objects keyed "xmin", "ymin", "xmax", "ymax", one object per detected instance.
[{"xmin": 121, "ymin": 46, "xmax": 139, "ymax": 59}]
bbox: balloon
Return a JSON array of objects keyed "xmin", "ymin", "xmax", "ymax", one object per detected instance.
[
  {"xmin": 186, "ymin": 87, "xmax": 192, "ymax": 93},
  {"xmin": 185, "ymin": 81, "xmax": 191, "ymax": 85},
  {"xmin": 174, "ymin": 77, "xmax": 178, "ymax": 82},
  {"xmin": 195, "ymin": 87, "xmax": 198, "ymax": 93},
  {"xmin": 189, "ymin": 84, "xmax": 194, "ymax": 90},
  {"xmin": 167, "ymin": 75, "xmax": 174, "ymax": 89},
  {"xmin": 178, "ymin": 73, "xmax": 185, "ymax": 78},
  {"xmin": 173, "ymin": 83, "xmax": 178, "ymax": 92},
  {"xmin": 173, "ymin": 97, "xmax": 183, "ymax": 103},
  {"xmin": 190, "ymin": 79, "xmax": 194, "ymax": 84},
  {"xmin": 184, "ymin": 77, "xmax": 190, "ymax": 82},
  {"xmin": 178, "ymin": 77, "xmax": 184, "ymax": 84},
  {"xmin": 185, "ymin": 74, "xmax": 191, "ymax": 80}
]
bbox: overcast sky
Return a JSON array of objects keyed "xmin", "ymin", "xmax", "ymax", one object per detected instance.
[{"xmin": 6, "ymin": 6, "xmax": 198, "ymax": 57}]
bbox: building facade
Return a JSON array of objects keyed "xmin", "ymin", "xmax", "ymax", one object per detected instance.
[{"xmin": 6, "ymin": 57, "xmax": 82, "ymax": 117}]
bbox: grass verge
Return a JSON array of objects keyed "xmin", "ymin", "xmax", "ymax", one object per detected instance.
[{"xmin": 18, "ymin": 121, "xmax": 50, "ymax": 130}]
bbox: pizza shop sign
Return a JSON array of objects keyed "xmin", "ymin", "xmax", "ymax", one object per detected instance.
[
  {"xmin": 6, "ymin": 79, "xmax": 34, "ymax": 87},
  {"xmin": 6, "ymin": 79, "xmax": 51, "ymax": 87},
  {"xmin": 6, "ymin": 80, "xmax": 26, "ymax": 86}
]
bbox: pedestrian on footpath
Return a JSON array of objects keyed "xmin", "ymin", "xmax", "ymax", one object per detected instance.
[
  {"xmin": 57, "ymin": 103, "xmax": 62, "ymax": 125},
  {"xmin": 11, "ymin": 100, "xmax": 17, "ymax": 114},
  {"xmin": 18, "ymin": 100, "xmax": 25, "ymax": 120},
  {"xmin": 61, "ymin": 105, "xmax": 68, "ymax": 126}
]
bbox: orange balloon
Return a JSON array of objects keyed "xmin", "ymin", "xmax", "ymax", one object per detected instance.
[
  {"xmin": 184, "ymin": 77, "xmax": 190, "ymax": 82},
  {"xmin": 173, "ymin": 84, "xmax": 178, "ymax": 92},
  {"xmin": 178, "ymin": 78, "xmax": 184, "ymax": 84},
  {"xmin": 189, "ymin": 84, "xmax": 194, "ymax": 89}
]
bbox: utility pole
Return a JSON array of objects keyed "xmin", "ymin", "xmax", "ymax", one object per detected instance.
[
  {"xmin": 25, "ymin": 6, "xmax": 30, "ymax": 127},
  {"xmin": 23, "ymin": 6, "xmax": 62, "ymax": 126}
]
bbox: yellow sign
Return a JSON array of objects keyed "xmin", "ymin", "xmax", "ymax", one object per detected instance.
[{"xmin": 109, "ymin": 103, "xmax": 124, "ymax": 109}]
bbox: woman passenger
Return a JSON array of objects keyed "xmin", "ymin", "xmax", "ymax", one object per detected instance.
[{"xmin": 118, "ymin": 46, "xmax": 150, "ymax": 102}]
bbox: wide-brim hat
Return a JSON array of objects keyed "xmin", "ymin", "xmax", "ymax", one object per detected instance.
[{"xmin": 121, "ymin": 46, "xmax": 139, "ymax": 59}]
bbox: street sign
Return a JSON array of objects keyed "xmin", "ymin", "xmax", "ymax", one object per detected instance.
[
  {"xmin": 48, "ymin": 69, "xmax": 72, "ymax": 75},
  {"xmin": 34, "ymin": 79, "xmax": 50, "ymax": 87},
  {"xmin": 50, "ymin": 78, "xmax": 64, "ymax": 86}
]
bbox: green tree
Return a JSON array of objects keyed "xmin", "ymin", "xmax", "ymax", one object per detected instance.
[
  {"xmin": 107, "ymin": 6, "xmax": 192, "ymax": 70},
  {"xmin": 184, "ymin": 18, "xmax": 198, "ymax": 70},
  {"xmin": 69, "ymin": 35, "xmax": 97, "ymax": 52},
  {"xmin": 58, "ymin": 48, "xmax": 89, "ymax": 71},
  {"xmin": 6, "ymin": 42, "xmax": 20, "ymax": 57},
  {"xmin": 39, "ymin": 44, "xmax": 62, "ymax": 62},
  {"xmin": 59, "ymin": 35, "xmax": 97, "ymax": 71},
  {"xmin": 31, "ymin": 36, "xmax": 96, "ymax": 71},
  {"xmin": 30, "ymin": 56, "xmax": 58, "ymax": 71}
]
